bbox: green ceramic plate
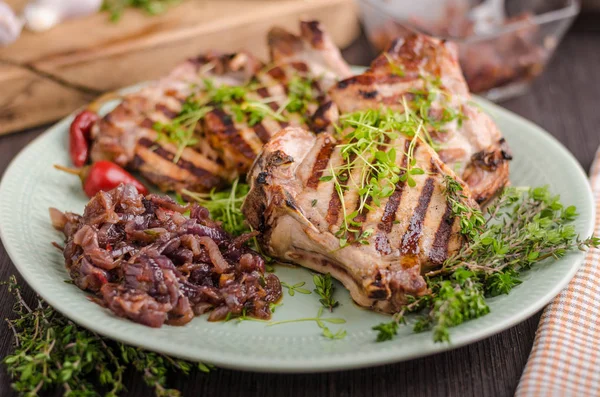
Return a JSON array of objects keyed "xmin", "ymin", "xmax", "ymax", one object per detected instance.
[{"xmin": 0, "ymin": 86, "xmax": 594, "ymax": 373}]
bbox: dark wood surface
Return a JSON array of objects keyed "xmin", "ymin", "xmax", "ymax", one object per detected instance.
[{"xmin": 1, "ymin": 27, "xmax": 599, "ymax": 397}]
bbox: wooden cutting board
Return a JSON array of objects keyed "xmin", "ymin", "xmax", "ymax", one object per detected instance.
[{"xmin": 0, "ymin": 0, "xmax": 359, "ymax": 135}]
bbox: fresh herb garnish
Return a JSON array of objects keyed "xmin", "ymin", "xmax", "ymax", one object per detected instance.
[
  {"xmin": 313, "ymin": 273, "xmax": 339, "ymax": 311},
  {"xmin": 268, "ymin": 307, "xmax": 346, "ymax": 340},
  {"xmin": 281, "ymin": 281, "xmax": 312, "ymax": 296},
  {"xmin": 154, "ymin": 74, "xmax": 316, "ymax": 158},
  {"xmin": 153, "ymin": 96, "xmax": 213, "ymax": 163},
  {"xmin": 326, "ymin": 108, "xmax": 427, "ymax": 247},
  {"xmin": 285, "ymin": 75, "xmax": 314, "ymax": 114},
  {"xmin": 181, "ymin": 177, "xmax": 250, "ymax": 236},
  {"xmin": 2, "ymin": 276, "xmax": 212, "ymax": 396},
  {"xmin": 409, "ymin": 75, "xmax": 466, "ymax": 131},
  {"xmin": 230, "ymin": 100, "xmax": 287, "ymax": 126},
  {"xmin": 373, "ymin": 185, "xmax": 600, "ymax": 343},
  {"xmin": 321, "ymin": 326, "xmax": 347, "ymax": 340},
  {"xmin": 102, "ymin": 0, "xmax": 179, "ymax": 22},
  {"xmin": 269, "ymin": 302, "xmax": 283, "ymax": 313},
  {"xmin": 372, "ymin": 320, "xmax": 399, "ymax": 342},
  {"xmin": 443, "ymin": 175, "xmax": 485, "ymax": 239}
]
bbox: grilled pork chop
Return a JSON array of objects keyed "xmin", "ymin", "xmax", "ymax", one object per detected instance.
[
  {"xmin": 90, "ymin": 21, "xmax": 351, "ymax": 192},
  {"xmin": 242, "ymin": 126, "xmax": 479, "ymax": 312},
  {"xmin": 90, "ymin": 51, "xmax": 261, "ymax": 192},
  {"xmin": 329, "ymin": 34, "xmax": 511, "ymax": 204}
]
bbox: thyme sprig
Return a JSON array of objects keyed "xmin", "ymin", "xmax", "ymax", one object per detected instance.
[
  {"xmin": 2, "ymin": 276, "xmax": 212, "ymax": 397},
  {"xmin": 443, "ymin": 176, "xmax": 485, "ymax": 239},
  {"xmin": 313, "ymin": 273, "xmax": 339, "ymax": 311},
  {"xmin": 373, "ymin": 185, "xmax": 600, "ymax": 343}
]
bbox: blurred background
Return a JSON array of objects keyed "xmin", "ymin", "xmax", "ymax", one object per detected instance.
[{"xmin": 0, "ymin": 0, "xmax": 598, "ymax": 137}]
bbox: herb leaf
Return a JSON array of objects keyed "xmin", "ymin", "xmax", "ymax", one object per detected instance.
[
  {"xmin": 313, "ymin": 273, "xmax": 339, "ymax": 311},
  {"xmin": 372, "ymin": 321, "xmax": 398, "ymax": 342},
  {"xmin": 281, "ymin": 281, "xmax": 312, "ymax": 296},
  {"xmin": 373, "ymin": 185, "xmax": 600, "ymax": 343},
  {"xmin": 3, "ymin": 276, "xmax": 212, "ymax": 396},
  {"xmin": 181, "ymin": 177, "xmax": 249, "ymax": 236}
]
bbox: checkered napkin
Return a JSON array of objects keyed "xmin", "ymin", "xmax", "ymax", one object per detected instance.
[{"xmin": 515, "ymin": 148, "xmax": 600, "ymax": 396}]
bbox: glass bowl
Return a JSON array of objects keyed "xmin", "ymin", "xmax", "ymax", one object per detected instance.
[{"xmin": 357, "ymin": 0, "xmax": 580, "ymax": 101}]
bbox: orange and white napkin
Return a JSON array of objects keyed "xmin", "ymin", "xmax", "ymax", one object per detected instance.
[{"xmin": 516, "ymin": 149, "xmax": 600, "ymax": 396}]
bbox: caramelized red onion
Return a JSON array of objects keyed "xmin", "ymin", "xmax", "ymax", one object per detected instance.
[{"xmin": 50, "ymin": 184, "xmax": 282, "ymax": 328}]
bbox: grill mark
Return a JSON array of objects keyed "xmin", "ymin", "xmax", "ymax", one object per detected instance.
[
  {"xmin": 256, "ymin": 87, "xmax": 270, "ymax": 98},
  {"xmin": 253, "ymin": 123, "xmax": 271, "ymax": 143},
  {"xmin": 267, "ymin": 66, "xmax": 286, "ymax": 81},
  {"xmin": 306, "ymin": 137, "xmax": 335, "ymax": 188},
  {"xmin": 138, "ymin": 138, "xmax": 220, "ymax": 184},
  {"xmin": 325, "ymin": 152, "xmax": 357, "ymax": 228},
  {"xmin": 429, "ymin": 201, "xmax": 454, "ymax": 265},
  {"xmin": 256, "ymin": 87, "xmax": 281, "ymax": 112},
  {"xmin": 140, "ymin": 118, "xmax": 154, "ymax": 129},
  {"xmin": 352, "ymin": 196, "xmax": 373, "ymax": 233},
  {"xmin": 208, "ymin": 109, "xmax": 256, "ymax": 160},
  {"xmin": 359, "ymin": 89, "xmax": 378, "ymax": 99},
  {"xmin": 335, "ymin": 74, "xmax": 376, "ymax": 89},
  {"xmin": 354, "ymin": 136, "xmax": 393, "ymax": 225},
  {"xmin": 250, "ymin": 92, "xmax": 272, "ymax": 143},
  {"xmin": 325, "ymin": 189, "xmax": 342, "ymax": 227},
  {"xmin": 400, "ymin": 177, "xmax": 435, "ymax": 255},
  {"xmin": 312, "ymin": 79, "xmax": 323, "ymax": 95},
  {"xmin": 310, "ymin": 101, "xmax": 333, "ymax": 133},
  {"xmin": 155, "ymin": 104, "xmax": 178, "ymax": 119},
  {"xmin": 290, "ymin": 62, "xmax": 309, "ymax": 72},
  {"xmin": 278, "ymin": 121, "xmax": 290, "ymax": 128},
  {"xmin": 303, "ymin": 20, "xmax": 324, "ymax": 48},
  {"xmin": 378, "ymin": 140, "xmax": 411, "ymax": 234}
]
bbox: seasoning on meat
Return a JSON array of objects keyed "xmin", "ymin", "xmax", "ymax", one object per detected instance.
[{"xmin": 50, "ymin": 184, "xmax": 282, "ymax": 327}]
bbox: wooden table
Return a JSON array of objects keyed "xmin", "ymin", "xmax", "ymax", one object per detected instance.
[{"xmin": 1, "ymin": 26, "xmax": 599, "ymax": 397}]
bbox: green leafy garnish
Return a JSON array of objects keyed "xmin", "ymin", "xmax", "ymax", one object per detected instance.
[
  {"xmin": 102, "ymin": 0, "xmax": 179, "ymax": 22},
  {"xmin": 281, "ymin": 281, "xmax": 312, "ymax": 296},
  {"xmin": 373, "ymin": 185, "xmax": 600, "ymax": 343},
  {"xmin": 313, "ymin": 273, "xmax": 339, "ymax": 311},
  {"xmin": 327, "ymin": 107, "xmax": 427, "ymax": 247},
  {"xmin": 181, "ymin": 177, "xmax": 249, "ymax": 236},
  {"xmin": 372, "ymin": 321, "xmax": 399, "ymax": 342},
  {"xmin": 154, "ymin": 73, "xmax": 317, "ymax": 160},
  {"xmin": 268, "ymin": 307, "xmax": 346, "ymax": 340},
  {"xmin": 2, "ymin": 276, "xmax": 212, "ymax": 396},
  {"xmin": 153, "ymin": 97, "xmax": 213, "ymax": 163},
  {"xmin": 443, "ymin": 175, "xmax": 485, "ymax": 239},
  {"xmin": 285, "ymin": 75, "xmax": 315, "ymax": 114}
]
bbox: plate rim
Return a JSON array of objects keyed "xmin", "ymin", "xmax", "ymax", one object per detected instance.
[{"xmin": 0, "ymin": 94, "xmax": 594, "ymax": 373}]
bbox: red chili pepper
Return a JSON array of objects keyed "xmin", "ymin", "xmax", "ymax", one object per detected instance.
[
  {"xmin": 69, "ymin": 110, "xmax": 100, "ymax": 167},
  {"xmin": 54, "ymin": 161, "xmax": 149, "ymax": 198}
]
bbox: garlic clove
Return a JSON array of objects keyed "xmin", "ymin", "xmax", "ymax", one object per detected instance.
[
  {"xmin": 23, "ymin": 0, "xmax": 103, "ymax": 33},
  {"xmin": 23, "ymin": 4, "xmax": 60, "ymax": 32}
]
